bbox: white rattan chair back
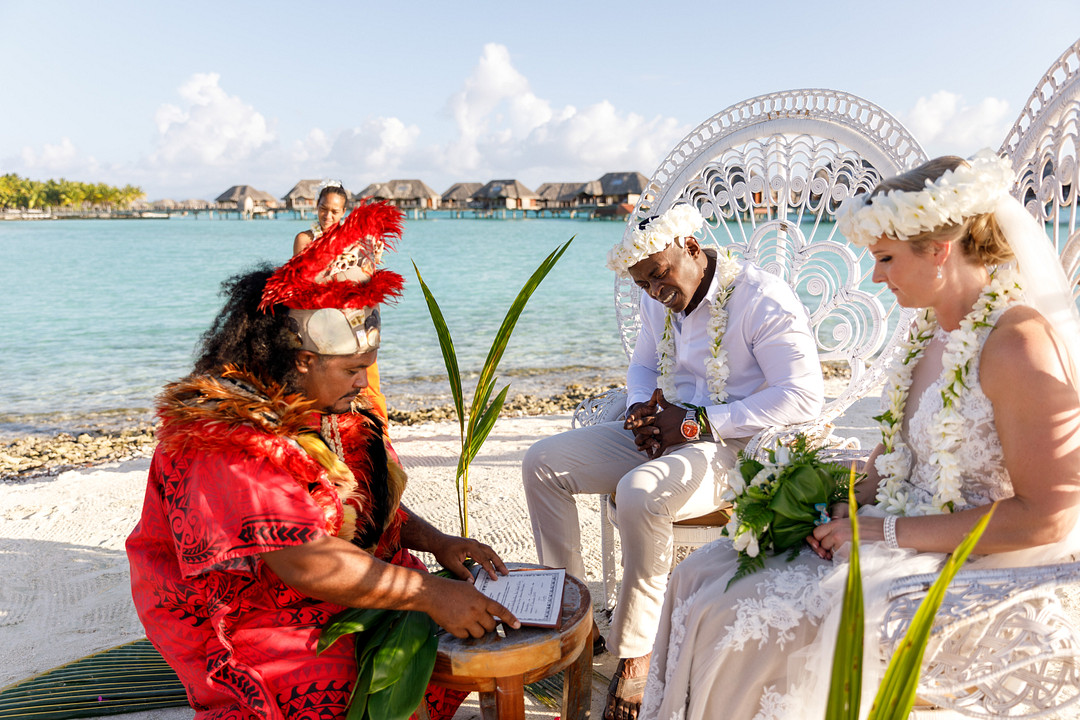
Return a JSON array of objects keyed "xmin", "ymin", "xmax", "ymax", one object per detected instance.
[
  {"xmin": 601, "ymin": 89, "xmax": 927, "ymax": 455},
  {"xmin": 1002, "ymin": 38, "xmax": 1080, "ymax": 302}
]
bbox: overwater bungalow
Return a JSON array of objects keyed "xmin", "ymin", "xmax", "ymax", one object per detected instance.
[
  {"xmin": 215, "ymin": 185, "xmax": 279, "ymax": 217},
  {"xmin": 578, "ymin": 171, "xmax": 648, "ymax": 207},
  {"xmin": 474, "ymin": 179, "xmax": 539, "ymax": 216},
  {"xmin": 282, "ymin": 179, "xmax": 330, "ymax": 214},
  {"xmin": 441, "ymin": 182, "xmax": 483, "ymax": 211},
  {"xmin": 357, "ymin": 179, "xmax": 441, "ymax": 210},
  {"xmin": 536, "ymin": 182, "xmax": 589, "ymax": 216}
]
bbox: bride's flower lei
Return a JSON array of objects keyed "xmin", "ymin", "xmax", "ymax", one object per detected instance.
[
  {"xmin": 875, "ymin": 265, "xmax": 1022, "ymax": 516},
  {"xmin": 656, "ymin": 252, "xmax": 741, "ymax": 405}
]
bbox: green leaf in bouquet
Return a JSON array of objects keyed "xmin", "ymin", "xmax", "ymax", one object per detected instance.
[
  {"xmin": 370, "ymin": 611, "xmax": 438, "ymax": 693},
  {"xmin": 770, "ymin": 519, "xmax": 818, "ymax": 551},
  {"xmin": 726, "ymin": 551, "xmax": 766, "ymax": 590},
  {"xmin": 770, "ymin": 465, "xmax": 830, "ymax": 519},
  {"xmin": 736, "ymin": 500, "xmax": 773, "ymax": 530},
  {"xmin": 739, "ymin": 456, "xmax": 764, "ymax": 483}
]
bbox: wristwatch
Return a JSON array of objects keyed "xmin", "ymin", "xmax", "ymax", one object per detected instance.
[{"xmin": 680, "ymin": 409, "xmax": 701, "ymax": 441}]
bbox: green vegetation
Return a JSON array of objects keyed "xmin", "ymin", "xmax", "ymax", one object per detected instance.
[
  {"xmin": 414, "ymin": 237, "xmax": 574, "ymax": 537},
  {"xmin": 0, "ymin": 173, "xmax": 143, "ymax": 210}
]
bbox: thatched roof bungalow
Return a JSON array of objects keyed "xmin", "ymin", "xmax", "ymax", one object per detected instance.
[
  {"xmin": 579, "ymin": 172, "xmax": 648, "ymax": 206},
  {"xmin": 474, "ymin": 179, "xmax": 539, "ymax": 211},
  {"xmin": 282, "ymin": 179, "xmax": 328, "ymax": 212},
  {"xmin": 535, "ymin": 182, "xmax": 588, "ymax": 210},
  {"xmin": 441, "ymin": 182, "xmax": 483, "ymax": 210},
  {"xmin": 357, "ymin": 179, "xmax": 441, "ymax": 209},
  {"xmin": 215, "ymin": 185, "xmax": 279, "ymax": 213}
]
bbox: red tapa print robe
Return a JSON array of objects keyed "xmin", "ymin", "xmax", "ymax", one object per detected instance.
[{"xmin": 126, "ymin": 371, "xmax": 465, "ymax": 720}]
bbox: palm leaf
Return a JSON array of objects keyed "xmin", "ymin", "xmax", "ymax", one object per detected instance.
[
  {"xmin": 319, "ymin": 607, "xmax": 389, "ymax": 653},
  {"xmin": 461, "ymin": 385, "xmax": 512, "ymax": 471},
  {"xmin": 413, "ymin": 262, "xmax": 465, "ymax": 435},
  {"xmin": 365, "ymin": 632, "xmax": 440, "ymax": 720},
  {"xmin": 825, "ymin": 468, "xmax": 863, "ymax": 720},
  {"xmin": 868, "ymin": 505, "xmax": 996, "ymax": 720},
  {"xmin": 467, "ymin": 238, "xmax": 573, "ymax": 426},
  {"xmin": 0, "ymin": 639, "xmax": 187, "ymax": 720},
  {"xmin": 414, "ymin": 238, "xmax": 573, "ymax": 538},
  {"xmin": 369, "ymin": 612, "xmax": 435, "ymax": 693}
]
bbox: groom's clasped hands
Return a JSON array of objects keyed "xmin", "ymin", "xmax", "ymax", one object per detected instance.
[{"xmin": 624, "ymin": 388, "xmax": 686, "ymax": 458}]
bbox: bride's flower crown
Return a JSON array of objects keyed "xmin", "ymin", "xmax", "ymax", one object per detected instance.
[
  {"xmin": 836, "ymin": 150, "xmax": 1015, "ymax": 247},
  {"xmin": 606, "ymin": 204, "xmax": 705, "ymax": 273}
]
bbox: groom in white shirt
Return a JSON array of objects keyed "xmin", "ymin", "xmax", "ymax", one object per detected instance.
[{"xmin": 522, "ymin": 204, "xmax": 824, "ymax": 720}]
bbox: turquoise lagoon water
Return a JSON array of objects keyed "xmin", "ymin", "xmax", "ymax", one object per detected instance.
[{"xmin": 0, "ymin": 216, "xmax": 629, "ymax": 435}]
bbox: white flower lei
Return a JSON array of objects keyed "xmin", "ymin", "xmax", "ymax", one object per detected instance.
[
  {"xmin": 875, "ymin": 265, "xmax": 1022, "ymax": 516},
  {"xmin": 836, "ymin": 150, "xmax": 1014, "ymax": 247},
  {"xmin": 606, "ymin": 204, "xmax": 705, "ymax": 272},
  {"xmin": 656, "ymin": 251, "xmax": 741, "ymax": 405}
]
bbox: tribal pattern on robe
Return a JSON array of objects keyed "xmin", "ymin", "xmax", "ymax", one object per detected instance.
[{"xmin": 126, "ymin": 367, "xmax": 463, "ymax": 720}]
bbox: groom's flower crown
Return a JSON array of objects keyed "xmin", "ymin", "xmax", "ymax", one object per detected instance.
[{"xmin": 606, "ymin": 204, "xmax": 705, "ymax": 274}]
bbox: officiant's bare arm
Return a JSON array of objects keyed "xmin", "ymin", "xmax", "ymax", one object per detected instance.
[{"xmin": 399, "ymin": 505, "xmax": 508, "ymax": 580}]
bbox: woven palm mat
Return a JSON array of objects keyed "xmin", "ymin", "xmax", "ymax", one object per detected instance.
[
  {"xmin": 0, "ymin": 640, "xmax": 594, "ymax": 718},
  {"xmin": 0, "ymin": 640, "xmax": 187, "ymax": 719}
]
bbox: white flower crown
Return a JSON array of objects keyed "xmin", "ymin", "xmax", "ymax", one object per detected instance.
[
  {"xmin": 606, "ymin": 204, "xmax": 705, "ymax": 273},
  {"xmin": 836, "ymin": 150, "xmax": 1015, "ymax": 247}
]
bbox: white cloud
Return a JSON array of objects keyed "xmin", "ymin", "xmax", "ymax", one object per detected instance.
[
  {"xmin": 151, "ymin": 73, "xmax": 276, "ymax": 166},
  {"xmin": 329, "ymin": 117, "xmax": 422, "ymax": 172},
  {"xmin": 4, "ymin": 49, "xmax": 687, "ymax": 199},
  {"xmin": 16, "ymin": 137, "xmax": 101, "ymax": 177},
  {"xmin": 903, "ymin": 91, "xmax": 1012, "ymax": 158},
  {"xmin": 441, "ymin": 43, "xmax": 686, "ymax": 185}
]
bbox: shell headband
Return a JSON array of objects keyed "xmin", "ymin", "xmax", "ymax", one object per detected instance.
[
  {"xmin": 836, "ymin": 150, "xmax": 1015, "ymax": 247},
  {"xmin": 606, "ymin": 204, "xmax": 705, "ymax": 273}
]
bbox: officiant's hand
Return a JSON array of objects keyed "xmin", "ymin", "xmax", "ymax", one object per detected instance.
[{"xmin": 434, "ymin": 534, "xmax": 509, "ymax": 581}]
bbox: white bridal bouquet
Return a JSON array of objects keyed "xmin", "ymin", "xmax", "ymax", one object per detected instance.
[{"xmin": 722, "ymin": 434, "xmax": 856, "ymax": 589}]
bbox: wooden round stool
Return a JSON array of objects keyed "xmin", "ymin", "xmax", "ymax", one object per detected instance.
[{"xmin": 429, "ymin": 567, "xmax": 593, "ymax": 720}]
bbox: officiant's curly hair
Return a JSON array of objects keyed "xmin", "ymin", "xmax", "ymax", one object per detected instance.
[{"xmin": 192, "ymin": 264, "xmax": 298, "ymax": 385}]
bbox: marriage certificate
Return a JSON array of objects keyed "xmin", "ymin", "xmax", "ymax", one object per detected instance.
[{"xmin": 473, "ymin": 567, "xmax": 566, "ymax": 628}]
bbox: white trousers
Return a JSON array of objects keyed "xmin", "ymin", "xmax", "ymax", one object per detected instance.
[{"xmin": 521, "ymin": 421, "xmax": 743, "ymax": 657}]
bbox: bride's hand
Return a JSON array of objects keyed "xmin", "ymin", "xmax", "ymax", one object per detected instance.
[{"xmin": 808, "ymin": 519, "xmax": 854, "ymax": 561}]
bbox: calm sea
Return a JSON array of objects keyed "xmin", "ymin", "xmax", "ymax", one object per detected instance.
[{"xmin": 0, "ymin": 214, "xmax": 629, "ymax": 437}]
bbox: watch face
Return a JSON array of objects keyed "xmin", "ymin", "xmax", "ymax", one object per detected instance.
[{"xmin": 680, "ymin": 418, "xmax": 700, "ymax": 440}]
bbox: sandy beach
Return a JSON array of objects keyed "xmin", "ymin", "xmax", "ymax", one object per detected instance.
[{"xmin": 1, "ymin": 393, "xmax": 882, "ymax": 719}]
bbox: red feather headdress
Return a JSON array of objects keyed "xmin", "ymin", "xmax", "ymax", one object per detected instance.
[{"xmin": 259, "ymin": 199, "xmax": 406, "ymax": 313}]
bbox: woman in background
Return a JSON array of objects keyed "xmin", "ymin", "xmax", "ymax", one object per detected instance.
[
  {"xmin": 292, "ymin": 182, "xmax": 389, "ymax": 423},
  {"xmin": 293, "ymin": 180, "xmax": 349, "ymax": 254}
]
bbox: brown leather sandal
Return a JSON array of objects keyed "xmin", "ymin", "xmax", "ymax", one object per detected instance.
[{"xmin": 604, "ymin": 660, "xmax": 648, "ymax": 720}]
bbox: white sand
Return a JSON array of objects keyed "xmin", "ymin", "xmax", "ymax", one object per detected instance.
[{"xmin": 0, "ymin": 400, "xmax": 881, "ymax": 718}]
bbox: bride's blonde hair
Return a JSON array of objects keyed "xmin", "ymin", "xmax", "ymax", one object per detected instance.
[{"xmin": 871, "ymin": 156, "xmax": 1014, "ymax": 266}]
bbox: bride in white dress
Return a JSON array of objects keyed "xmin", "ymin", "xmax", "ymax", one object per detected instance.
[{"xmin": 641, "ymin": 152, "xmax": 1080, "ymax": 720}]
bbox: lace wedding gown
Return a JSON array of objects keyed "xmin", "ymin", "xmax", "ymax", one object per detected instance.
[{"xmin": 641, "ymin": 307, "xmax": 1080, "ymax": 720}]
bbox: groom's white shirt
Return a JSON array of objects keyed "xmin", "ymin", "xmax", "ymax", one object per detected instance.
[{"xmin": 627, "ymin": 257, "xmax": 825, "ymax": 438}]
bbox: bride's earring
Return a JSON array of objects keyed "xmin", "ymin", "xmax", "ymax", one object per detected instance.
[{"xmin": 936, "ymin": 265, "xmax": 943, "ymax": 280}]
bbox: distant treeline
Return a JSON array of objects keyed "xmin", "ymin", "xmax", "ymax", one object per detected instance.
[{"xmin": 0, "ymin": 174, "xmax": 144, "ymax": 210}]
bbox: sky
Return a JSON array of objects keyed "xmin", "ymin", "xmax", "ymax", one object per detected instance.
[{"xmin": 2, "ymin": 1, "xmax": 1079, "ymax": 201}]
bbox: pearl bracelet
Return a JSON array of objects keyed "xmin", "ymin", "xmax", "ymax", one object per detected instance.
[{"xmin": 883, "ymin": 514, "xmax": 899, "ymax": 549}]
